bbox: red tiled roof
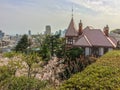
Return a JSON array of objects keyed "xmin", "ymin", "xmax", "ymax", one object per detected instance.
[
  {"xmin": 107, "ymin": 36, "xmax": 118, "ymax": 47},
  {"xmin": 73, "ymin": 27, "xmax": 116, "ymax": 48},
  {"xmin": 82, "ymin": 28, "xmax": 115, "ymax": 47},
  {"xmin": 65, "ymin": 17, "xmax": 78, "ymax": 37},
  {"xmin": 66, "ymin": 17, "xmax": 117, "ymax": 48},
  {"xmin": 73, "ymin": 35, "xmax": 92, "ymax": 47}
]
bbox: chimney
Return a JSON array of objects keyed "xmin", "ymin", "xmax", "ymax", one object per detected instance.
[
  {"xmin": 103, "ymin": 25, "xmax": 109, "ymax": 36},
  {"xmin": 78, "ymin": 20, "xmax": 82, "ymax": 35}
]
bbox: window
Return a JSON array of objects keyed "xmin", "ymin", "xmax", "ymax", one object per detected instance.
[
  {"xmin": 91, "ymin": 47, "xmax": 99, "ymax": 56},
  {"xmin": 104, "ymin": 47, "xmax": 108, "ymax": 54},
  {"xmin": 67, "ymin": 37, "xmax": 73, "ymax": 44}
]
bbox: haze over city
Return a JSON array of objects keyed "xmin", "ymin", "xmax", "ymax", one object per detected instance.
[{"xmin": 0, "ymin": 0, "xmax": 120, "ymax": 35}]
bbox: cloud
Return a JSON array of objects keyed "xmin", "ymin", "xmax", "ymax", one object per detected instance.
[
  {"xmin": 69, "ymin": 0, "xmax": 120, "ymax": 15},
  {"xmin": 0, "ymin": 0, "xmax": 73, "ymax": 34},
  {"xmin": 0, "ymin": 0, "xmax": 120, "ymax": 34}
]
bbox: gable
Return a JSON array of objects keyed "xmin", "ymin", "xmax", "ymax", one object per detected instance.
[{"xmin": 73, "ymin": 35, "xmax": 92, "ymax": 47}]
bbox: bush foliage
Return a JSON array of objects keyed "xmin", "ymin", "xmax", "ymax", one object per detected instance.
[
  {"xmin": 8, "ymin": 76, "xmax": 47, "ymax": 90},
  {"xmin": 0, "ymin": 52, "xmax": 48, "ymax": 90},
  {"xmin": 3, "ymin": 52, "xmax": 19, "ymax": 58},
  {"xmin": 59, "ymin": 50, "xmax": 120, "ymax": 90},
  {"xmin": 65, "ymin": 47, "xmax": 83, "ymax": 60}
]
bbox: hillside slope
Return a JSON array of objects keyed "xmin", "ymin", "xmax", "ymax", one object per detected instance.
[{"xmin": 59, "ymin": 50, "xmax": 120, "ymax": 90}]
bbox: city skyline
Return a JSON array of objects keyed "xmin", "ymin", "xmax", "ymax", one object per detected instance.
[{"xmin": 0, "ymin": 0, "xmax": 120, "ymax": 35}]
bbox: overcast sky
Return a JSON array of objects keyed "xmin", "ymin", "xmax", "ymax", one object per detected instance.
[{"xmin": 0, "ymin": 0, "xmax": 120, "ymax": 35}]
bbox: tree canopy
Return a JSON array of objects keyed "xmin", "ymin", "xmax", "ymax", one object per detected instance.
[
  {"xmin": 15, "ymin": 34, "xmax": 30, "ymax": 52},
  {"xmin": 38, "ymin": 34, "xmax": 65, "ymax": 60},
  {"xmin": 0, "ymin": 52, "xmax": 47, "ymax": 90},
  {"xmin": 65, "ymin": 47, "xmax": 83, "ymax": 60}
]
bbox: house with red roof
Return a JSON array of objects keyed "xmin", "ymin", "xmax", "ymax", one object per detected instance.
[{"xmin": 65, "ymin": 17, "xmax": 118, "ymax": 56}]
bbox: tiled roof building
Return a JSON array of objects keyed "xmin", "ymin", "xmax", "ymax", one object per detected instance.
[{"xmin": 65, "ymin": 17, "xmax": 117, "ymax": 56}]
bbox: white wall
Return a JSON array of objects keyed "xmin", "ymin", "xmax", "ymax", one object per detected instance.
[
  {"xmin": 108, "ymin": 48, "xmax": 113, "ymax": 51},
  {"xmin": 73, "ymin": 39, "xmax": 75, "ymax": 43},
  {"xmin": 99, "ymin": 48, "xmax": 104, "ymax": 56},
  {"xmin": 85, "ymin": 47, "xmax": 90, "ymax": 56}
]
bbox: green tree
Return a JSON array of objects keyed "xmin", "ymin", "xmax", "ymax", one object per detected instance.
[
  {"xmin": 65, "ymin": 47, "xmax": 83, "ymax": 60},
  {"xmin": 0, "ymin": 52, "xmax": 47, "ymax": 90},
  {"xmin": 39, "ymin": 35, "xmax": 51, "ymax": 61},
  {"xmin": 22, "ymin": 53, "xmax": 42, "ymax": 78},
  {"xmin": 0, "ymin": 60, "xmax": 22, "ymax": 89},
  {"xmin": 15, "ymin": 34, "xmax": 30, "ymax": 52},
  {"xmin": 55, "ymin": 38, "xmax": 65, "ymax": 58},
  {"xmin": 35, "ymin": 32, "xmax": 66, "ymax": 60}
]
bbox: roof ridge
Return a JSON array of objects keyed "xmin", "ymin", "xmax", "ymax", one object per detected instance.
[
  {"xmin": 84, "ymin": 35, "xmax": 92, "ymax": 46},
  {"xmin": 100, "ymin": 30, "xmax": 115, "ymax": 47},
  {"xmin": 107, "ymin": 37, "xmax": 116, "ymax": 47}
]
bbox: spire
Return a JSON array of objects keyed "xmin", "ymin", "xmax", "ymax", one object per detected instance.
[
  {"xmin": 72, "ymin": 4, "xmax": 73, "ymax": 17},
  {"xmin": 65, "ymin": 4, "xmax": 78, "ymax": 37},
  {"xmin": 65, "ymin": 16, "xmax": 78, "ymax": 37}
]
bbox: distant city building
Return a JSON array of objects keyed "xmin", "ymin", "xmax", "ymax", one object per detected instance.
[
  {"xmin": 28, "ymin": 30, "xmax": 32, "ymax": 44},
  {"xmin": 28, "ymin": 30, "xmax": 31, "ymax": 36},
  {"xmin": 44, "ymin": 25, "xmax": 51, "ymax": 35},
  {"xmin": 16, "ymin": 34, "xmax": 19, "ymax": 38},
  {"xmin": 55, "ymin": 29, "xmax": 67, "ymax": 37},
  {"xmin": 60, "ymin": 29, "xmax": 67, "ymax": 37},
  {"xmin": 0, "ymin": 30, "xmax": 5, "ymax": 39},
  {"xmin": 2, "ymin": 35, "xmax": 11, "ymax": 41}
]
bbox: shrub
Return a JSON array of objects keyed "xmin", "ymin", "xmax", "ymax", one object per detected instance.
[
  {"xmin": 59, "ymin": 50, "xmax": 120, "ymax": 90},
  {"xmin": 3, "ymin": 52, "xmax": 17, "ymax": 58},
  {"xmin": 65, "ymin": 47, "xmax": 83, "ymax": 60},
  {"xmin": 10, "ymin": 76, "xmax": 47, "ymax": 90}
]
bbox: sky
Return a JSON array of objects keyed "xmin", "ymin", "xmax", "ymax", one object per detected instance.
[{"xmin": 0, "ymin": 0, "xmax": 120, "ymax": 35}]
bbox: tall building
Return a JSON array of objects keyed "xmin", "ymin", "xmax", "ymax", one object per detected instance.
[
  {"xmin": 28, "ymin": 30, "xmax": 31, "ymax": 36},
  {"xmin": 45, "ymin": 25, "xmax": 51, "ymax": 35},
  {"xmin": 0, "ymin": 30, "xmax": 5, "ymax": 39}
]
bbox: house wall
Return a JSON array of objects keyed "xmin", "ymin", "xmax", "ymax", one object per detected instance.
[
  {"xmin": 84, "ymin": 47, "xmax": 113, "ymax": 57},
  {"xmin": 65, "ymin": 36, "xmax": 78, "ymax": 45},
  {"xmin": 85, "ymin": 47, "xmax": 90, "ymax": 56},
  {"xmin": 99, "ymin": 47, "xmax": 104, "ymax": 56},
  {"xmin": 108, "ymin": 48, "xmax": 113, "ymax": 51}
]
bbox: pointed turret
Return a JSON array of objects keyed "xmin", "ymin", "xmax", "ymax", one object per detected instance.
[{"xmin": 65, "ymin": 17, "xmax": 78, "ymax": 37}]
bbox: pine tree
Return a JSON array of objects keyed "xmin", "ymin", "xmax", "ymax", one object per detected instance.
[{"xmin": 15, "ymin": 34, "xmax": 30, "ymax": 52}]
